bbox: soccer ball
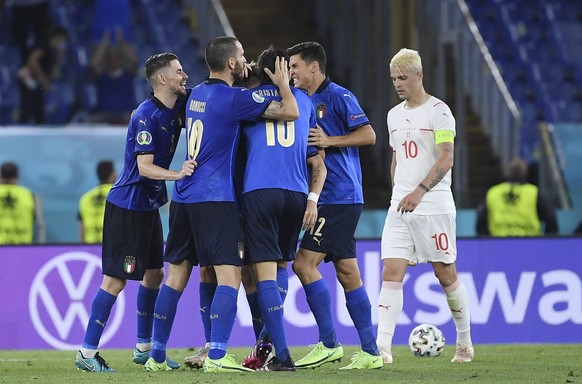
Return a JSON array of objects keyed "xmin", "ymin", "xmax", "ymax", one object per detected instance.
[{"xmin": 408, "ymin": 324, "xmax": 445, "ymax": 357}]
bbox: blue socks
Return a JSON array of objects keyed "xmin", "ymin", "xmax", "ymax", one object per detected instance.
[
  {"xmin": 200, "ymin": 282, "xmax": 217, "ymax": 343},
  {"xmin": 246, "ymin": 291, "xmax": 263, "ymax": 339},
  {"xmin": 208, "ymin": 285, "xmax": 238, "ymax": 360},
  {"xmin": 277, "ymin": 266, "xmax": 289, "ymax": 302},
  {"xmin": 257, "ymin": 280, "xmax": 290, "ymax": 361},
  {"xmin": 256, "ymin": 266, "xmax": 289, "ymax": 341},
  {"xmin": 304, "ymin": 279, "xmax": 338, "ymax": 348},
  {"xmin": 82, "ymin": 288, "xmax": 117, "ymax": 349},
  {"xmin": 345, "ymin": 286, "xmax": 379, "ymax": 356},
  {"xmin": 136, "ymin": 285, "xmax": 159, "ymax": 345},
  {"xmin": 150, "ymin": 285, "xmax": 182, "ymax": 363}
]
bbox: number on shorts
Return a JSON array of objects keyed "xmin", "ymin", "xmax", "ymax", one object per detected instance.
[
  {"xmin": 309, "ymin": 217, "xmax": 326, "ymax": 237},
  {"xmin": 431, "ymin": 232, "xmax": 449, "ymax": 251}
]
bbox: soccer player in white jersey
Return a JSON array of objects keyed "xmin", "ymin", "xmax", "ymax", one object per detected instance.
[{"xmin": 377, "ymin": 48, "xmax": 474, "ymax": 364}]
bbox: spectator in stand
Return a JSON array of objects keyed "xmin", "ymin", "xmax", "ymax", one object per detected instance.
[
  {"xmin": 0, "ymin": 162, "xmax": 36, "ymax": 244},
  {"xmin": 10, "ymin": 0, "xmax": 53, "ymax": 63},
  {"xmin": 476, "ymin": 157, "xmax": 558, "ymax": 236},
  {"xmin": 89, "ymin": 26, "xmax": 138, "ymax": 125},
  {"xmin": 16, "ymin": 25, "xmax": 69, "ymax": 124},
  {"xmin": 78, "ymin": 160, "xmax": 116, "ymax": 243}
]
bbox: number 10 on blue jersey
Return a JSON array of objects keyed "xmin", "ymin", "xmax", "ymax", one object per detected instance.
[{"xmin": 187, "ymin": 117, "xmax": 203, "ymax": 161}]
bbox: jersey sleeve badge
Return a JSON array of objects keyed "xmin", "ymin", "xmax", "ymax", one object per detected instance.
[
  {"xmin": 136, "ymin": 131, "xmax": 153, "ymax": 145},
  {"xmin": 251, "ymin": 91, "xmax": 266, "ymax": 103}
]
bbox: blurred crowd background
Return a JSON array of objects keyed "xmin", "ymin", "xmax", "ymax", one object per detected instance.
[{"xmin": 0, "ymin": 0, "xmax": 581, "ymax": 243}]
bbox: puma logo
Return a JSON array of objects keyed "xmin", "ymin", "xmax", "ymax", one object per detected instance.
[
  {"xmin": 313, "ymin": 237, "xmax": 322, "ymax": 246},
  {"xmin": 451, "ymin": 307, "xmax": 463, "ymax": 313},
  {"xmin": 378, "ymin": 304, "xmax": 391, "ymax": 310}
]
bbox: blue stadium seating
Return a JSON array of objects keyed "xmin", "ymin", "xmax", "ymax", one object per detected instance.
[
  {"xmin": 0, "ymin": 0, "xmax": 204, "ymax": 125},
  {"xmin": 466, "ymin": 0, "xmax": 582, "ymax": 163}
]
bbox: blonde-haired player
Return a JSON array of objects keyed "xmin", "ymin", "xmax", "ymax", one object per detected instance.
[{"xmin": 377, "ymin": 48, "xmax": 474, "ymax": 364}]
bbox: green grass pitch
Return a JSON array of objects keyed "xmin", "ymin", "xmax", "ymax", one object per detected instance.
[{"xmin": 1, "ymin": 345, "xmax": 581, "ymax": 383}]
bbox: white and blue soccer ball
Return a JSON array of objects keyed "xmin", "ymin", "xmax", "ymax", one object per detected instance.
[{"xmin": 408, "ymin": 324, "xmax": 445, "ymax": 357}]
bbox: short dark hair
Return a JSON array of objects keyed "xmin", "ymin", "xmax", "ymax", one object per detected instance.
[
  {"xmin": 96, "ymin": 160, "xmax": 114, "ymax": 183},
  {"xmin": 0, "ymin": 162, "xmax": 18, "ymax": 180},
  {"xmin": 205, "ymin": 36, "xmax": 239, "ymax": 72},
  {"xmin": 144, "ymin": 52, "xmax": 179, "ymax": 82},
  {"xmin": 256, "ymin": 45, "xmax": 286, "ymax": 85},
  {"xmin": 505, "ymin": 158, "xmax": 529, "ymax": 183},
  {"xmin": 232, "ymin": 62, "xmax": 262, "ymax": 88},
  {"xmin": 286, "ymin": 41, "xmax": 327, "ymax": 74}
]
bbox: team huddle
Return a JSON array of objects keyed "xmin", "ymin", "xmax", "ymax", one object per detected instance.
[{"xmin": 74, "ymin": 36, "xmax": 474, "ymax": 373}]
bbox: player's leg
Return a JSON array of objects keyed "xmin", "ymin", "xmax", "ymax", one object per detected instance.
[
  {"xmin": 254, "ymin": 261, "xmax": 295, "ymax": 371},
  {"xmin": 333, "ymin": 257, "xmax": 382, "ymax": 370},
  {"xmin": 202, "ymin": 203, "xmax": 253, "ymax": 372},
  {"xmin": 75, "ymin": 274, "xmax": 125, "ymax": 372},
  {"xmin": 292, "ymin": 247, "xmax": 343, "ymax": 368},
  {"xmin": 377, "ymin": 209, "xmax": 414, "ymax": 364},
  {"xmin": 145, "ymin": 203, "xmax": 196, "ymax": 371},
  {"xmin": 184, "ymin": 266, "xmax": 216, "ymax": 369},
  {"xmin": 145, "ymin": 261, "xmax": 193, "ymax": 371},
  {"xmin": 427, "ymin": 213, "xmax": 473, "ymax": 363},
  {"xmin": 242, "ymin": 264, "xmax": 263, "ymax": 339},
  {"xmin": 377, "ymin": 258, "xmax": 408, "ymax": 364},
  {"xmin": 204, "ymin": 264, "xmax": 253, "ymax": 372},
  {"xmin": 134, "ymin": 212, "xmax": 168, "ymax": 365},
  {"xmin": 76, "ymin": 202, "xmax": 134, "ymax": 372},
  {"xmin": 432, "ymin": 262, "xmax": 474, "ymax": 362},
  {"xmin": 241, "ymin": 263, "xmax": 274, "ymax": 370}
]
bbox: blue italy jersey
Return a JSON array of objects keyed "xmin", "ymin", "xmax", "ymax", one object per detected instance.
[
  {"xmin": 242, "ymin": 85, "xmax": 317, "ymax": 195},
  {"xmin": 107, "ymin": 93, "xmax": 187, "ymax": 211},
  {"xmin": 311, "ymin": 78, "xmax": 368, "ymax": 204},
  {"xmin": 172, "ymin": 78, "xmax": 270, "ymax": 203}
]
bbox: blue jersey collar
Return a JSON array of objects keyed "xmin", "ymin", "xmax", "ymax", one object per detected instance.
[
  {"xmin": 314, "ymin": 77, "xmax": 332, "ymax": 94},
  {"xmin": 148, "ymin": 93, "xmax": 167, "ymax": 110},
  {"xmin": 204, "ymin": 77, "xmax": 230, "ymax": 86}
]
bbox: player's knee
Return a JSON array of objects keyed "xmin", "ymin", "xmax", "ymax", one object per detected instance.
[
  {"xmin": 143, "ymin": 268, "xmax": 165, "ymax": 288},
  {"xmin": 336, "ymin": 270, "xmax": 362, "ymax": 291}
]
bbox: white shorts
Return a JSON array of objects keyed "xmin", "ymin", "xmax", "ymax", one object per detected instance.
[{"xmin": 381, "ymin": 210, "xmax": 457, "ymax": 265}]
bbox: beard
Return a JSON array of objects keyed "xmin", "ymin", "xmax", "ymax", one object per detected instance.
[{"xmin": 231, "ymin": 61, "xmax": 245, "ymax": 83}]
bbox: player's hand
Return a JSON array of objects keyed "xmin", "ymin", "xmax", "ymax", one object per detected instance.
[
  {"xmin": 308, "ymin": 126, "xmax": 331, "ymax": 148},
  {"xmin": 397, "ymin": 189, "xmax": 424, "ymax": 213},
  {"xmin": 302, "ymin": 201, "xmax": 318, "ymax": 231},
  {"xmin": 242, "ymin": 62, "xmax": 251, "ymax": 79},
  {"xmin": 179, "ymin": 159, "xmax": 197, "ymax": 178},
  {"xmin": 264, "ymin": 56, "xmax": 290, "ymax": 89}
]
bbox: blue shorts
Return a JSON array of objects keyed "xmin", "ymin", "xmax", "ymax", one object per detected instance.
[
  {"xmin": 243, "ymin": 189, "xmax": 306, "ymax": 263},
  {"xmin": 299, "ymin": 204, "xmax": 363, "ymax": 262},
  {"xmin": 164, "ymin": 201, "xmax": 244, "ymax": 267},
  {"xmin": 101, "ymin": 201, "xmax": 164, "ymax": 280}
]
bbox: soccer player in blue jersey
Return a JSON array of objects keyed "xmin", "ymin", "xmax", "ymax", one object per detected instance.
[
  {"xmin": 75, "ymin": 53, "xmax": 196, "ymax": 373},
  {"xmin": 286, "ymin": 42, "xmax": 382, "ymax": 370},
  {"xmin": 145, "ymin": 36, "xmax": 299, "ymax": 373},
  {"xmin": 236, "ymin": 46, "xmax": 327, "ymax": 371}
]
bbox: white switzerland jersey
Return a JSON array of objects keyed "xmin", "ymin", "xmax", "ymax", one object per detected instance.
[{"xmin": 387, "ymin": 95, "xmax": 456, "ymax": 215}]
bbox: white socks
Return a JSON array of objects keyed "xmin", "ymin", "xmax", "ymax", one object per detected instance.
[
  {"xmin": 444, "ymin": 279, "xmax": 472, "ymax": 345},
  {"xmin": 376, "ymin": 281, "xmax": 403, "ymax": 355}
]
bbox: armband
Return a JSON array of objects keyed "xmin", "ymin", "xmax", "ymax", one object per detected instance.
[
  {"xmin": 435, "ymin": 130, "xmax": 455, "ymax": 144},
  {"xmin": 307, "ymin": 192, "xmax": 319, "ymax": 203}
]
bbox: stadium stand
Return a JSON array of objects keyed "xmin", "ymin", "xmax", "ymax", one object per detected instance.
[{"xmin": 0, "ymin": 0, "xmax": 205, "ymax": 125}]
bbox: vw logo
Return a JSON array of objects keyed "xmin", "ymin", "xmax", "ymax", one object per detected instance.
[{"xmin": 28, "ymin": 251, "xmax": 125, "ymax": 350}]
